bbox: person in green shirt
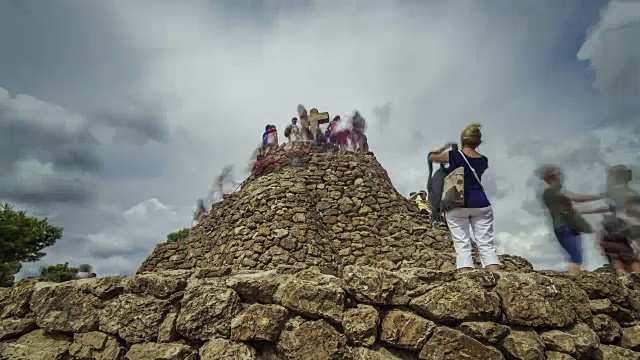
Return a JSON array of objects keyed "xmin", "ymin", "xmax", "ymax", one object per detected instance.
[{"xmin": 538, "ymin": 165, "xmax": 605, "ymax": 273}]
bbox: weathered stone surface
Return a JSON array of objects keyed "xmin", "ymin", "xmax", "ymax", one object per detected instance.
[
  {"xmin": 565, "ymin": 323, "xmax": 601, "ymax": 360},
  {"xmin": 0, "ymin": 329, "xmax": 71, "ymax": 360},
  {"xmin": 200, "ymin": 339, "xmax": 258, "ymax": 360},
  {"xmin": 565, "ymin": 273, "xmax": 630, "ymax": 305},
  {"xmin": 493, "ymin": 273, "xmax": 578, "ymax": 328},
  {"xmin": 458, "ymin": 322, "xmax": 510, "ymax": 344},
  {"xmin": 409, "ymin": 278, "xmax": 501, "ymax": 324},
  {"xmin": 342, "ymin": 265, "xmax": 408, "ymax": 305},
  {"xmin": 88, "ymin": 276, "xmax": 126, "ymax": 300},
  {"xmin": 499, "ymin": 327, "xmax": 545, "ymax": 360},
  {"xmin": 590, "ymin": 299, "xmax": 615, "ymax": 315},
  {"xmin": 342, "ymin": 304, "xmax": 379, "ymax": 346},
  {"xmin": 99, "ymin": 294, "xmax": 169, "ymax": 343},
  {"xmin": 31, "ymin": 282, "xmax": 103, "ymax": 332},
  {"xmin": 273, "ymin": 277, "xmax": 344, "ymax": 323},
  {"xmin": 598, "ymin": 344, "xmax": 640, "ymax": 360},
  {"xmin": 545, "ymin": 351, "xmax": 576, "ymax": 360},
  {"xmin": 124, "ymin": 273, "xmax": 186, "ymax": 299},
  {"xmin": 226, "ymin": 270, "xmax": 286, "ymax": 304},
  {"xmin": 231, "ymin": 303, "xmax": 289, "ymax": 342},
  {"xmin": 0, "ymin": 279, "xmax": 38, "ymax": 319},
  {"xmin": 277, "ymin": 317, "xmax": 349, "ymax": 360},
  {"xmin": 593, "ymin": 314, "xmax": 622, "ymax": 344},
  {"xmin": 68, "ymin": 331, "xmax": 125, "ymax": 360},
  {"xmin": 419, "ymin": 326, "xmax": 504, "ymax": 360},
  {"xmin": 0, "ymin": 316, "xmax": 37, "ymax": 340},
  {"xmin": 125, "ymin": 342, "xmax": 194, "ymax": 360},
  {"xmin": 380, "ymin": 309, "xmax": 435, "ymax": 351},
  {"xmin": 621, "ymin": 325, "xmax": 640, "ymax": 351},
  {"xmin": 540, "ymin": 329, "xmax": 576, "ymax": 355},
  {"xmin": 350, "ymin": 345, "xmax": 417, "ymax": 360},
  {"xmin": 176, "ymin": 281, "xmax": 242, "ymax": 340},
  {"xmin": 158, "ymin": 312, "xmax": 179, "ymax": 343}
]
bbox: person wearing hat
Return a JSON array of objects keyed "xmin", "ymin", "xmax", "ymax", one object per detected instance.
[{"xmin": 409, "ymin": 191, "xmax": 431, "ymax": 215}]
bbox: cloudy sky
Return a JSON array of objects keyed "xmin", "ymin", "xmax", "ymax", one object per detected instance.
[{"xmin": 1, "ymin": 0, "xmax": 639, "ymax": 277}]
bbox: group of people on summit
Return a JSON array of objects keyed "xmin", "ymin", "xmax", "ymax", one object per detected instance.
[
  {"xmin": 408, "ymin": 123, "xmax": 639, "ymax": 274},
  {"xmin": 260, "ymin": 104, "xmax": 368, "ymax": 154}
]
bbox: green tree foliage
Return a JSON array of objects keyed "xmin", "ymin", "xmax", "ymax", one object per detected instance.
[
  {"xmin": 166, "ymin": 228, "xmax": 190, "ymax": 243},
  {"xmin": 40, "ymin": 262, "xmax": 78, "ymax": 283},
  {"xmin": 0, "ymin": 203, "xmax": 64, "ymax": 286}
]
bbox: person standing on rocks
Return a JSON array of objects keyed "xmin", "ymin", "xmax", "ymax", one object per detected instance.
[
  {"xmin": 537, "ymin": 165, "xmax": 605, "ymax": 273},
  {"xmin": 409, "ymin": 191, "xmax": 431, "ymax": 215},
  {"xmin": 581, "ymin": 165, "xmax": 640, "ymax": 272},
  {"xmin": 428, "ymin": 124, "xmax": 501, "ymax": 272}
]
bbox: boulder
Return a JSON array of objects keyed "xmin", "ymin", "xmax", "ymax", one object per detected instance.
[
  {"xmin": 350, "ymin": 345, "xmax": 417, "ymax": 360},
  {"xmin": 124, "ymin": 273, "xmax": 187, "ymax": 299},
  {"xmin": 342, "ymin": 304, "xmax": 379, "ymax": 346},
  {"xmin": 598, "ymin": 344, "xmax": 640, "ymax": 360},
  {"xmin": 226, "ymin": 270, "xmax": 286, "ymax": 304},
  {"xmin": 158, "ymin": 312, "xmax": 179, "ymax": 343},
  {"xmin": 125, "ymin": 342, "xmax": 194, "ymax": 360},
  {"xmin": 458, "ymin": 322, "xmax": 510, "ymax": 344},
  {"xmin": 0, "ymin": 329, "xmax": 71, "ymax": 360},
  {"xmin": 620, "ymin": 325, "xmax": 640, "ymax": 351},
  {"xmin": 273, "ymin": 277, "xmax": 344, "ymax": 323},
  {"xmin": 380, "ymin": 309, "xmax": 436, "ymax": 351},
  {"xmin": 409, "ymin": 278, "xmax": 501, "ymax": 324},
  {"xmin": 342, "ymin": 265, "xmax": 408, "ymax": 305},
  {"xmin": 0, "ymin": 315, "xmax": 37, "ymax": 340},
  {"xmin": 419, "ymin": 326, "xmax": 504, "ymax": 360},
  {"xmin": 231, "ymin": 303, "xmax": 289, "ymax": 342},
  {"xmin": 0, "ymin": 279, "xmax": 39, "ymax": 319},
  {"xmin": 493, "ymin": 273, "xmax": 578, "ymax": 328},
  {"xmin": 200, "ymin": 339, "xmax": 258, "ymax": 360},
  {"xmin": 31, "ymin": 282, "xmax": 103, "ymax": 332},
  {"xmin": 68, "ymin": 331, "xmax": 125, "ymax": 360},
  {"xmin": 498, "ymin": 327, "xmax": 545, "ymax": 360},
  {"xmin": 277, "ymin": 317, "xmax": 349, "ymax": 360},
  {"xmin": 590, "ymin": 299, "xmax": 615, "ymax": 315},
  {"xmin": 565, "ymin": 323, "xmax": 601, "ymax": 360},
  {"xmin": 176, "ymin": 281, "xmax": 242, "ymax": 340},
  {"xmin": 99, "ymin": 293, "xmax": 169, "ymax": 343},
  {"xmin": 593, "ymin": 314, "xmax": 622, "ymax": 344},
  {"xmin": 545, "ymin": 351, "xmax": 576, "ymax": 360},
  {"xmin": 539, "ymin": 329, "xmax": 576, "ymax": 356}
]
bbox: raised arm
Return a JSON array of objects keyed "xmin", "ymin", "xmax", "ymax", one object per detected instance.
[
  {"xmin": 564, "ymin": 191, "xmax": 605, "ymax": 203},
  {"xmin": 428, "ymin": 142, "xmax": 456, "ymax": 163},
  {"xmin": 408, "ymin": 194, "xmax": 418, "ymax": 201}
]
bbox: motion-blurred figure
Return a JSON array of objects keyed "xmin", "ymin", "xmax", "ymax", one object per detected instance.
[
  {"xmin": 537, "ymin": 165, "xmax": 605, "ymax": 273},
  {"xmin": 77, "ymin": 264, "xmax": 93, "ymax": 279}
]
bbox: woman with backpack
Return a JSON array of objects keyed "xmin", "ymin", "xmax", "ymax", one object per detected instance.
[{"xmin": 428, "ymin": 123, "xmax": 501, "ymax": 272}]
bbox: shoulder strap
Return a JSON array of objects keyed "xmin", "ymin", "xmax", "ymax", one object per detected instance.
[{"xmin": 458, "ymin": 150, "xmax": 484, "ymax": 190}]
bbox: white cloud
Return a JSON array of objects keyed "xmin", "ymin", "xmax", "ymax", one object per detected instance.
[{"xmin": 10, "ymin": 1, "xmax": 640, "ymax": 276}]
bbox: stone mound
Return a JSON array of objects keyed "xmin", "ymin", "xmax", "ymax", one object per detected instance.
[
  {"xmin": 1, "ymin": 147, "xmax": 639, "ymax": 360},
  {"xmin": 138, "ymin": 147, "xmax": 529, "ymax": 275}
]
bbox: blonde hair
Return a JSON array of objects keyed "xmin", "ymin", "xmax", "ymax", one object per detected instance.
[{"xmin": 461, "ymin": 123, "xmax": 482, "ymax": 148}]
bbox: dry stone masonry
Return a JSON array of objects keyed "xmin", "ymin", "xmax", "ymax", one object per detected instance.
[{"xmin": 1, "ymin": 147, "xmax": 639, "ymax": 359}]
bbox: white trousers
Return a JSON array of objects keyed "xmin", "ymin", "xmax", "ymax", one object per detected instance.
[{"xmin": 445, "ymin": 206, "xmax": 500, "ymax": 269}]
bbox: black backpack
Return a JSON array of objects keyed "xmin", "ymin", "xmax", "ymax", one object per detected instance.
[{"xmin": 427, "ymin": 144, "xmax": 457, "ymax": 223}]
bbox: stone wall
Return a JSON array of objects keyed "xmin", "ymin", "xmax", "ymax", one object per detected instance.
[{"xmin": 1, "ymin": 267, "xmax": 639, "ymax": 359}]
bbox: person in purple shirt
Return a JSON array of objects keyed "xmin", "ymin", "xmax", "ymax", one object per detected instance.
[{"xmin": 428, "ymin": 123, "xmax": 501, "ymax": 272}]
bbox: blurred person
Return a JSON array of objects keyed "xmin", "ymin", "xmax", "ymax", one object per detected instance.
[
  {"xmin": 284, "ymin": 117, "xmax": 301, "ymax": 145},
  {"xmin": 408, "ymin": 190, "xmax": 431, "ymax": 215},
  {"xmin": 582, "ymin": 164, "xmax": 640, "ymax": 273},
  {"xmin": 537, "ymin": 165, "xmax": 605, "ymax": 273},
  {"xmin": 77, "ymin": 264, "xmax": 93, "ymax": 280},
  {"xmin": 193, "ymin": 198, "xmax": 208, "ymax": 225},
  {"xmin": 350, "ymin": 110, "xmax": 367, "ymax": 153},
  {"xmin": 428, "ymin": 124, "xmax": 501, "ymax": 272}
]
